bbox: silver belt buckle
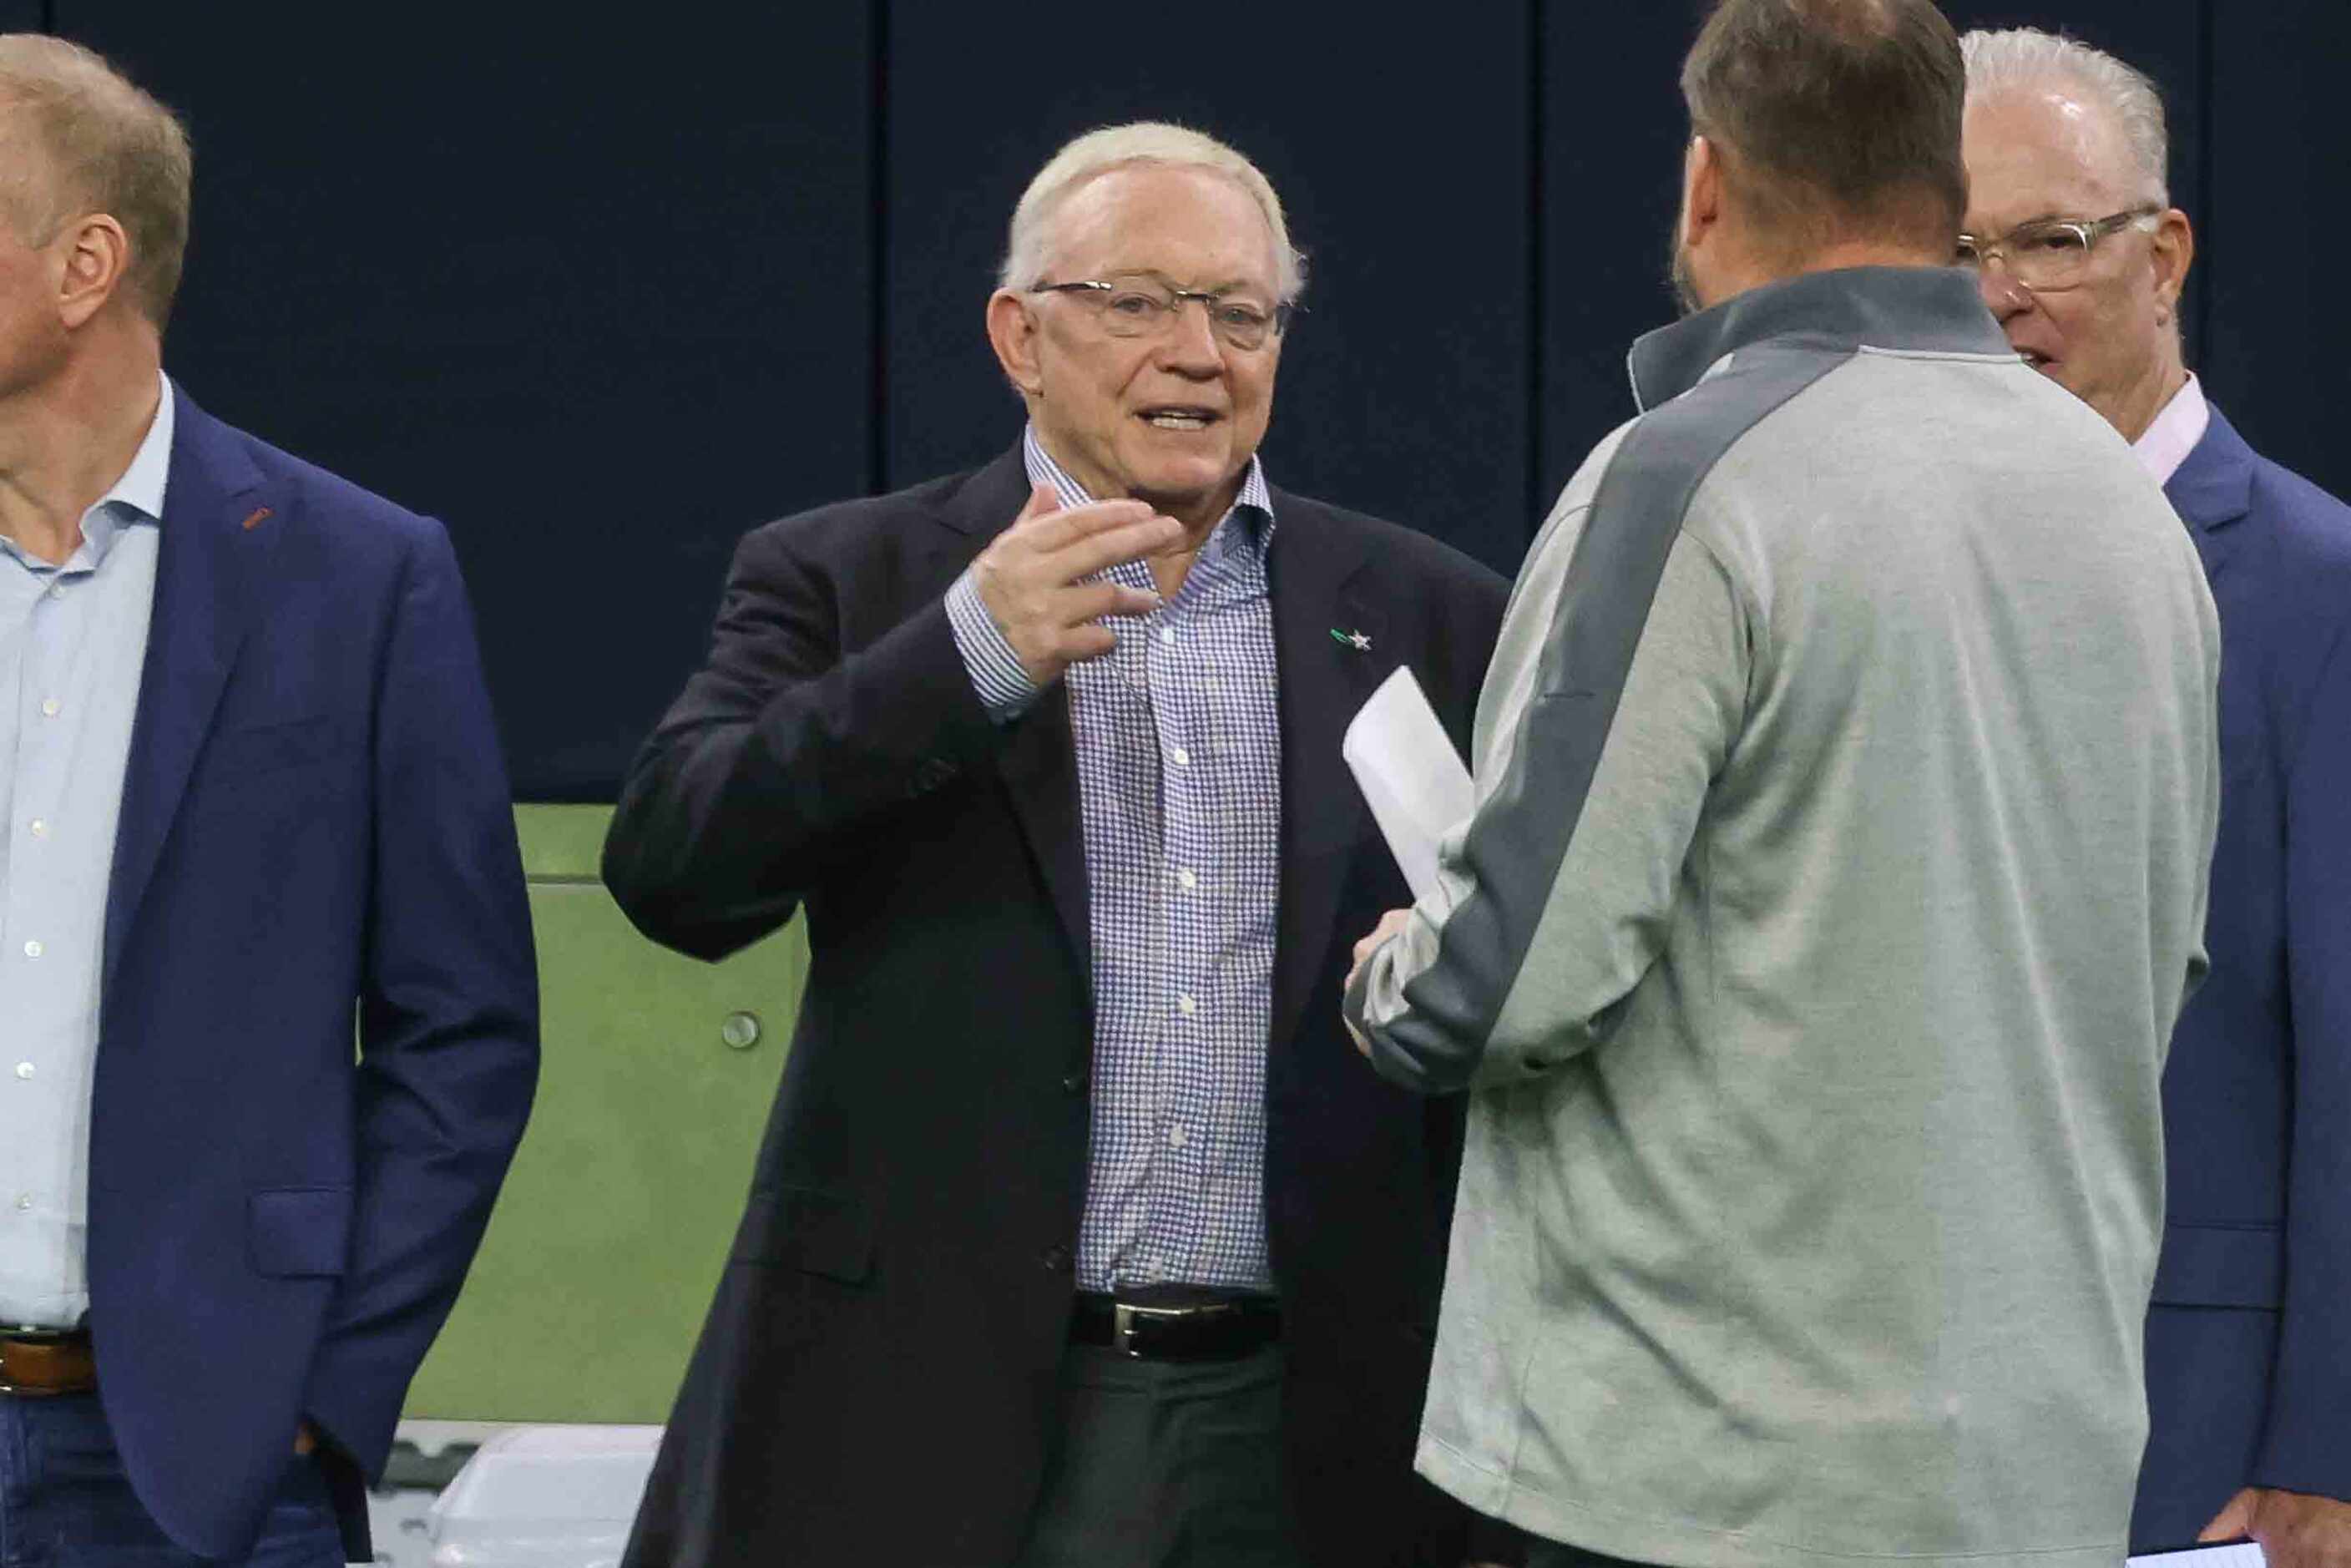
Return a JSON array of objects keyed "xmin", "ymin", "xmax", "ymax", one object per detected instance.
[{"xmin": 1110, "ymin": 1302, "xmax": 1199, "ymax": 1358}]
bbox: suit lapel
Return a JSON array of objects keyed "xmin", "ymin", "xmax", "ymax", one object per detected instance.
[
  {"xmin": 104, "ymin": 390, "xmax": 273, "ymax": 991},
  {"xmin": 1266, "ymin": 495, "xmax": 1388, "ymax": 1061},
  {"xmin": 937, "ymin": 449, "xmax": 1095, "ymax": 973},
  {"xmin": 2165, "ymin": 404, "xmax": 2257, "ymax": 589},
  {"xmin": 993, "ymin": 692, "xmax": 1089, "ymax": 973}
]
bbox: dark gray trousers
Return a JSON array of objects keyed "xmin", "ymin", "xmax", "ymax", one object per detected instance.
[{"xmin": 1015, "ymin": 1343, "xmax": 1305, "ymax": 1568}]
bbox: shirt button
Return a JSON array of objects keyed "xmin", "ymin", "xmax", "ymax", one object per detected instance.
[
  {"xmin": 12, "ymin": 1196, "xmax": 28, "ymax": 1212},
  {"xmin": 21, "ymin": 940, "xmax": 40, "ymax": 959},
  {"xmin": 1176, "ymin": 867, "xmax": 1198, "ymax": 891},
  {"xmin": 1170, "ymin": 746, "xmax": 1190, "ymax": 766},
  {"xmin": 1159, "ymin": 627, "xmax": 1176, "ymax": 645},
  {"xmin": 13, "ymin": 1064, "xmax": 29, "ymax": 1080},
  {"xmin": 1167, "ymin": 1125, "xmax": 1189, "ymax": 1150},
  {"xmin": 28, "ymin": 820, "xmax": 47, "ymax": 839},
  {"xmin": 1176, "ymin": 994, "xmax": 1197, "ymax": 1017},
  {"xmin": 39, "ymin": 697, "xmax": 59, "ymax": 718}
]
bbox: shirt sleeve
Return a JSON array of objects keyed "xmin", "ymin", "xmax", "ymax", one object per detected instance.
[
  {"xmin": 944, "ymin": 569, "xmax": 1041, "ymax": 721},
  {"xmin": 1345, "ymin": 516, "xmax": 1750, "ymax": 1095}
]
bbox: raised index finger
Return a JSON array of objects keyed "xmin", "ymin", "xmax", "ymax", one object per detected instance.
[
  {"xmin": 1019, "ymin": 497, "xmax": 1157, "ymax": 554},
  {"xmin": 1050, "ymin": 509, "xmax": 1191, "ymax": 582}
]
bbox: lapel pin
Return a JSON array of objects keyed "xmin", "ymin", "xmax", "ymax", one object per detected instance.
[
  {"xmin": 239, "ymin": 507, "xmax": 274, "ymax": 531},
  {"xmin": 1329, "ymin": 627, "xmax": 1372, "ymax": 652}
]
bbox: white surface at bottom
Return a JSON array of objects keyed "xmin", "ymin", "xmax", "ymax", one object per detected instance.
[{"xmin": 427, "ymin": 1425, "xmax": 662, "ymax": 1568}]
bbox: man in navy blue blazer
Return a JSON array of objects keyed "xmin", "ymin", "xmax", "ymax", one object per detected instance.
[
  {"xmin": 1962, "ymin": 29, "xmax": 2351, "ymax": 1568},
  {"xmin": 0, "ymin": 35, "xmax": 537, "ymax": 1565}
]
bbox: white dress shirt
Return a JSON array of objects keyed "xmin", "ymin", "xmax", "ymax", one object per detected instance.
[
  {"xmin": 0, "ymin": 372, "xmax": 174, "ymax": 1328},
  {"xmin": 2134, "ymin": 372, "xmax": 2211, "ymax": 488}
]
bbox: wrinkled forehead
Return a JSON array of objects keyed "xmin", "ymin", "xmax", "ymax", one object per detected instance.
[
  {"xmin": 1962, "ymin": 85, "xmax": 2141, "ymax": 230},
  {"xmin": 1037, "ymin": 164, "xmax": 1281, "ymax": 296}
]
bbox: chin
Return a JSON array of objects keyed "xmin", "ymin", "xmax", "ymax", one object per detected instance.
[{"xmin": 1127, "ymin": 450, "xmax": 1236, "ymax": 501}]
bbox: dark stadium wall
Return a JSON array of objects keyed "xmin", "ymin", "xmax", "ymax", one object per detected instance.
[{"xmin": 45, "ymin": 1, "xmax": 2341, "ymax": 799}]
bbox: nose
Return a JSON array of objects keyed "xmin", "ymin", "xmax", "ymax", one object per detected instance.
[
  {"xmin": 1974, "ymin": 260, "xmax": 2032, "ymax": 324},
  {"xmin": 1156, "ymin": 298, "xmax": 1225, "ymax": 375}
]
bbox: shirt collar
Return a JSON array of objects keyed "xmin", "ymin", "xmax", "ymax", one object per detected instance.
[
  {"xmin": 1019, "ymin": 425, "xmax": 1275, "ymax": 564},
  {"xmin": 71, "ymin": 370, "xmax": 173, "ymax": 567},
  {"xmin": 1628, "ymin": 266, "xmax": 2013, "ymax": 412},
  {"xmin": 2131, "ymin": 373, "xmax": 2209, "ymax": 488},
  {"xmin": 0, "ymin": 372, "xmax": 172, "ymax": 575}
]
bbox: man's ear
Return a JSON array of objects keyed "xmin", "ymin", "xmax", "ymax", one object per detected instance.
[
  {"xmin": 985, "ymin": 289, "xmax": 1044, "ymax": 397},
  {"xmin": 1681, "ymin": 135, "xmax": 1726, "ymax": 253},
  {"xmin": 55, "ymin": 213, "xmax": 130, "ymax": 331},
  {"xmin": 2149, "ymin": 207, "xmax": 2195, "ymax": 329}
]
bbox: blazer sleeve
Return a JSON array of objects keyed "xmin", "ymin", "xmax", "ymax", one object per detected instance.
[
  {"xmin": 2253, "ymin": 613, "xmax": 2351, "ymax": 1500},
  {"xmin": 301, "ymin": 518, "xmax": 540, "ymax": 1479},
  {"xmin": 601, "ymin": 517, "xmax": 1001, "ymax": 960}
]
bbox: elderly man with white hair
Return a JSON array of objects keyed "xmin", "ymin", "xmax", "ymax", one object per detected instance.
[
  {"xmin": 1960, "ymin": 28, "xmax": 2351, "ymax": 1568},
  {"xmin": 604, "ymin": 123, "xmax": 1514, "ymax": 1567}
]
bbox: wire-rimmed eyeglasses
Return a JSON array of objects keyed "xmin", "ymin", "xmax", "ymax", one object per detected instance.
[
  {"xmin": 1029, "ymin": 274, "xmax": 1297, "ymax": 351},
  {"xmin": 1954, "ymin": 206, "xmax": 2162, "ymax": 291}
]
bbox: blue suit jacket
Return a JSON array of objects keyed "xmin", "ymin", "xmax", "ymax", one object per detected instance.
[
  {"xmin": 85, "ymin": 387, "xmax": 538, "ymax": 1560},
  {"xmin": 2134, "ymin": 403, "xmax": 2351, "ymax": 1546}
]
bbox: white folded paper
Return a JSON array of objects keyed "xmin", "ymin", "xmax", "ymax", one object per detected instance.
[{"xmin": 1342, "ymin": 665, "xmax": 1475, "ymax": 903}]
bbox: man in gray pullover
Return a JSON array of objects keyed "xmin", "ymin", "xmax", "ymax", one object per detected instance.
[{"xmin": 1342, "ymin": 3, "xmax": 2221, "ymax": 1566}]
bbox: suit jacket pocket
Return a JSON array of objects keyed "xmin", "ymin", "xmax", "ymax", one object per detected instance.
[
  {"xmin": 730, "ymin": 1185, "xmax": 875, "ymax": 1285},
  {"xmin": 248, "ymin": 1186, "xmax": 354, "ymax": 1279},
  {"xmin": 201, "ymin": 716, "xmax": 339, "ymax": 782},
  {"xmin": 2149, "ymin": 1221, "xmax": 2283, "ymax": 1309}
]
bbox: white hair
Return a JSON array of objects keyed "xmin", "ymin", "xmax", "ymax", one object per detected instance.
[
  {"xmin": 998, "ymin": 121, "xmax": 1307, "ymax": 302},
  {"xmin": 1960, "ymin": 28, "xmax": 2170, "ymax": 204}
]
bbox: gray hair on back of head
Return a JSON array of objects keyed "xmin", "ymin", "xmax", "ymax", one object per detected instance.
[
  {"xmin": 998, "ymin": 121, "xmax": 1307, "ymax": 303},
  {"xmin": 0, "ymin": 33, "xmax": 191, "ymax": 330},
  {"xmin": 1960, "ymin": 28, "xmax": 2170, "ymax": 204}
]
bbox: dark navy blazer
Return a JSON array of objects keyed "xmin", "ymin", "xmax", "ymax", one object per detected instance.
[
  {"xmin": 85, "ymin": 387, "xmax": 538, "ymax": 1559},
  {"xmin": 604, "ymin": 449, "xmax": 1511, "ymax": 1568},
  {"xmin": 2134, "ymin": 403, "xmax": 2351, "ymax": 1546}
]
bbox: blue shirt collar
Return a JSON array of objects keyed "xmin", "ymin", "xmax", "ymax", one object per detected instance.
[
  {"xmin": 0, "ymin": 371, "xmax": 174, "ymax": 576},
  {"xmin": 107, "ymin": 371, "xmax": 175, "ymax": 524},
  {"xmin": 1019, "ymin": 425, "xmax": 1276, "ymax": 569}
]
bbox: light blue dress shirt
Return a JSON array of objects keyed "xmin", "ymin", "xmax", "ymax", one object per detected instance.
[
  {"xmin": 0, "ymin": 372, "xmax": 173, "ymax": 1328},
  {"xmin": 944, "ymin": 427, "xmax": 1282, "ymax": 1294}
]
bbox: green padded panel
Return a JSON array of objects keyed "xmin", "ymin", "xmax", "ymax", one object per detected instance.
[
  {"xmin": 402, "ymin": 804, "xmax": 803, "ymax": 1422},
  {"xmin": 513, "ymin": 801, "xmax": 617, "ymax": 882}
]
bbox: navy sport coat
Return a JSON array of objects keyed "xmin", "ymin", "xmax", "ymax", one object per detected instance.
[
  {"xmin": 2135, "ymin": 403, "xmax": 2351, "ymax": 1545},
  {"xmin": 86, "ymin": 387, "xmax": 538, "ymax": 1560}
]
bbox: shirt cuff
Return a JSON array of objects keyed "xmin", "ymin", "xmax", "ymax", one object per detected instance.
[{"xmin": 944, "ymin": 570, "xmax": 1040, "ymax": 721}]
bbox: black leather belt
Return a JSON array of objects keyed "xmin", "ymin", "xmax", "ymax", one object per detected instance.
[
  {"xmin": 1069, "ymin": 1293, "xmax": 1281, "ymax": 1360},
  {"xmin": 0, "ymin": 1328, "xmax": 94, "ymax": 1396}
]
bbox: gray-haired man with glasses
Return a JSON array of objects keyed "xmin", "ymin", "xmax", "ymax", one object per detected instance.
[
  {"xmin": 605, "ymin": 120, "xmax": 1514, "ymax": 1567},
  {"xmin": 1964, "ymin": 30, "xmax": 2351, "ymax": 1568}
]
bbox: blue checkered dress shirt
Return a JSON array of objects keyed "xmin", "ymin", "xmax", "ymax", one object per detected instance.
[{"xmin": 944, "ymin": 429, "xmax": 1281, "ymax": 1293}]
